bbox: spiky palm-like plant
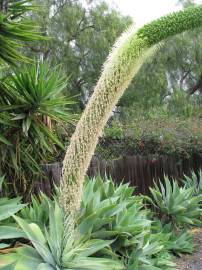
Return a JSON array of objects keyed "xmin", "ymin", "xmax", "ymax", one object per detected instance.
[
  {"xmin": 60, "ymin": 6, "xmax": 202, "ymax": 218},
  {"xmin": 0, "ymin": 63, "xmax": 76, "ymax": 197},
  {"xmin": 0, "ymin": 0, "xmax": 45, "ymax": 65}
]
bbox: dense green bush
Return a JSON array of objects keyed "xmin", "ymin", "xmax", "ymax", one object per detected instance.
[{"xmin": 97, "ymin": 115, "xmax": 202, "ymax": 160}]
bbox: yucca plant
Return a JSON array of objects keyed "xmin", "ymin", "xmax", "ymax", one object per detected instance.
[
  {"xmin": 149, "ymin": 177, "xmax": 202, "ymax": 227},
  {"xmin": 0, "ymin": 63, "xmax": 76, "ymax": 197},
  {"xmin": 0, "ymin": 201, "xmax": 124, "ymax": 270},
  {"xmin": 0, "ymin": 0, "xmax": 57, "ymax": 197},
  {"xmin": 0, "ymin": 0, "xmax": 45, "ymax": 65}
]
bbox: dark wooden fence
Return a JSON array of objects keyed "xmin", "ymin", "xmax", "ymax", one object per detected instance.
[{"xmin": 35, "ymin": 153, "xmax": 202, "ymax": 195}]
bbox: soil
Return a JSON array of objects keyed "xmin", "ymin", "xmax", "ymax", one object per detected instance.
[{"xmin": 176, "ymin": 228, "xmax": 202, "ymax": 270}]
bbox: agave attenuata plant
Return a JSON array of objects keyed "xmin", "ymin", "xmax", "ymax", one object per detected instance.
[
  {"xmin": 149, "ymin": 177, "xmax": 202, "ymax": 227},
  {"xmin": 184, "ymin": 171, "xmax": 202, "ymax": 197},
  {"xmin": 0, "ymin": 176, "xmax": 26, "ymax": 250},
  {"xmin": 0, "ymin": 201, "xmax": 124, "ymax": 270}
]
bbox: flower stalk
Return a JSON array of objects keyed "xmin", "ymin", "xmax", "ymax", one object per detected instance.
[{"xmin": 59, "ymin": 6, "xmax": 202, "ymax": 218}]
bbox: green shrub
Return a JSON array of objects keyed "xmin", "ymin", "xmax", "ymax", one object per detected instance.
[{"xmin": 98, "ymin": 115, "xmax": 202, "ymax": 160}]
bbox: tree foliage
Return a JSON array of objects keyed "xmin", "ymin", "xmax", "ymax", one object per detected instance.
[
  {"xmin": 119, "ymin": 0, "xmax": 202, "ymax": 116},
  {"xmin": 27, "ymin": 0, "xmax": 132, "ymax": 107}
]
